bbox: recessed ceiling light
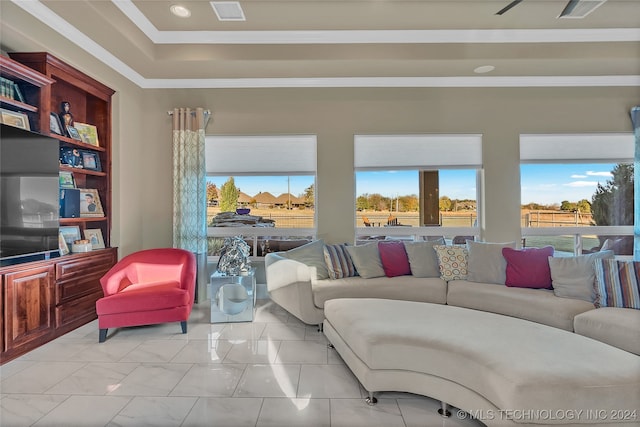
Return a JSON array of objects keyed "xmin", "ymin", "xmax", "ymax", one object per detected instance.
[
  {"xmin": 211, "ymin": 1, "xmax": 246, "ymax": 21},
  {"xmin": 170, "ymin": 5, "xmax": 191, "ymax": 18},
  {"xmin": 474, "ymin": 65, "xmax": 496, "ymax": 74}
]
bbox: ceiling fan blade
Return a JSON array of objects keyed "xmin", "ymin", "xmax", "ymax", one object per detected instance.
[
  {"xmin": 559, "ymin": 0, "xmax": 581, "ymax": 17},
  {"xmin": 496, "ymin": 0, "xmax": 525, "ymax": 15}
]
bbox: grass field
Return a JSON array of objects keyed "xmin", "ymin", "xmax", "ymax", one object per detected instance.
[{"xmin": 208, "ymin": 207, "xmax": 601, "ymax": 254}]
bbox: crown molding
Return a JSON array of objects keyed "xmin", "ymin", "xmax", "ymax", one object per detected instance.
[{"xmin": 10, "ymin": 0, "xmax": 640, "ymax": 89}]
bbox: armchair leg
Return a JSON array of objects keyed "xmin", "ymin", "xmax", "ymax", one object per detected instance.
[
  {"xmin": 181, "ymin": 321, "xmax": 187, "ymax": 334},
  {"xmin": 99, "ymin": 328, "xmax": 108, "ymax": 343}
]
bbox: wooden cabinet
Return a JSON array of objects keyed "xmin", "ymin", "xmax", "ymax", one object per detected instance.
[
  {"xmin": 2, "ymin": 264, "xmax": 55, "ymax": 357},
  {"xmin": 0, "ymin": 248, "xmax": 117, "ymax": 363},
  {"xmin": 0, "ymin": 53, "xmax": 117, "ymax": 364},
  {"xmin": 55, "ymin": 249, "xmax": 116, "ymax": 331},
  {"xmin": 0, "ymin": 55, "xmax": 54, "ymax": 133},
  {"xmin": 9, "ymin": 52, "xmax": 114, "ymax": 247}
]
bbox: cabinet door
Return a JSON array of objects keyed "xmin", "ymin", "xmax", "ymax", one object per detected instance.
[{"xmin": 3, "ymin": 265, "xmax": 55, "ymax": 351}]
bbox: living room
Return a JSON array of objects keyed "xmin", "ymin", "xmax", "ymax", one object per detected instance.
[{"xmin": 0, "ymin": 1, "xmax": 639, "ymax": 425}]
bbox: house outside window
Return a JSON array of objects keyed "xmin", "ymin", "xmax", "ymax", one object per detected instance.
[{"xmin": 205, "ymin": 135, "xmax": 317, "ymax": 257}]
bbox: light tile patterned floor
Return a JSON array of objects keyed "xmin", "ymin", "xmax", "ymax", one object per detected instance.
[{"xmin": 0, "ymin": 299, "xmax": 484, "ymax": 426}]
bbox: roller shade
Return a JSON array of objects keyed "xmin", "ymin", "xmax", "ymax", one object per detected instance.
[
  {"xmin": 520, "ymin": 133, "xmax": 634, "ymax": 163},
  {"xmin": 354, "ymin": 134, "xmax": 482, "ymax": 170},
  {"xmin": 206, "ymin": 135, "xmax": 316, "ymax": 175}
]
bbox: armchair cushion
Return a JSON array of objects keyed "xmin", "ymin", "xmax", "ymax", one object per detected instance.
[{"xmin": 96, "ymin": 281, "xmax": 186, "ymax": 315}]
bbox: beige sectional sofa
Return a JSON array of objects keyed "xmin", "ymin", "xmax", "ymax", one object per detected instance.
[{"xmin": 265, "ymin": 239, "xmax": 640, "ymax": 355}]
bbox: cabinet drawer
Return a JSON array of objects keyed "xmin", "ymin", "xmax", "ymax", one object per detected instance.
[
  {"xmin": 56, "ymin": 250, "xmax": 116, "ymax": 282},
  {"xmin": 55, "ymin": 290, "xmax": 102, "ymax": 329}
]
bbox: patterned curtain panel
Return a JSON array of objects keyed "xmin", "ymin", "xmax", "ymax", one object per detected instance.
[
  {"xmin": 172, "ymin": 107, "xmax": 208, "ymax": 252},
  {"xmin": 632, "ymin": 106, "xmax": 640, "ymax": 260}
]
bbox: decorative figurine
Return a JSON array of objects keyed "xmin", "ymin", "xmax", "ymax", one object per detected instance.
[{"xmin": 59, "ymin": 101, "xmax": 74, "ymax": 136}]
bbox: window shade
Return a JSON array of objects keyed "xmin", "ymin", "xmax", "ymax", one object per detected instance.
[
  {"xmin": 520, "ymin": 133, "xmax": 634, "ymax": 163},
  {"xmin": 206, "ymin": 135, "xmax": 316, "ymax": 175},
  {"xmin": 354, "ymin": 134, "xmax": 482, "ymax": 170}
]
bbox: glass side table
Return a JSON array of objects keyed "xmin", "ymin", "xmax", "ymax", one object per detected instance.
[{"xmin": 209, "ymin": 268, "xmax": 256, "ymax": 323}]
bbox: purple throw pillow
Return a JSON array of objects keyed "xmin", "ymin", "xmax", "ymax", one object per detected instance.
[
  {"xmin": 502, "ymin": 246, "xmax": 554, "ymax": 289},
  {"xmin": 378, "ymin": 241, "xmax": 412, "ymax": 277}
]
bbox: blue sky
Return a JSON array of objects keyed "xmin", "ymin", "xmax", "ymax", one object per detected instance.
[{"xmin": 207, "ymin": 163, "xmax": 617, "ymax": 205}]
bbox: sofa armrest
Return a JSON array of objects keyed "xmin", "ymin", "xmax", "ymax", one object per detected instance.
[{"xmin": 265, "ymin": 252, "xmax": 313, "ymax": 292}]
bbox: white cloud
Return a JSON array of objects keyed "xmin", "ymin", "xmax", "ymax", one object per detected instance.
[
  {"xmin": 564, "ymin": 181, "xmax": 598, "ymax": 188},
  {"xmin": 586, "ymin": 171, "xmax": 612, "ymax": 177},
  {"xmin": 571, "ymin": 174, "xmax": 587, "ymax": 178}
]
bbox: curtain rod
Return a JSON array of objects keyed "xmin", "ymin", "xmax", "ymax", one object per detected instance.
[{"xmin": 167, "ymin": 109, "xmax": 211, "ymax": 116}]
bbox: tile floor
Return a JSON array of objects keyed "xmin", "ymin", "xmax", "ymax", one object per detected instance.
[{"xmin": 1, "ymin": 299, "xmax": 484, "ymax": 426}]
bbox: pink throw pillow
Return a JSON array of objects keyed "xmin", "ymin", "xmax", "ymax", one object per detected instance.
[
  {"xmin": 378, "ymin": 241, "xmax": 411, "ymax": 277},
  {"xmin": 502, "ymin": 246, "xmax": 554, "ymax": 289}
]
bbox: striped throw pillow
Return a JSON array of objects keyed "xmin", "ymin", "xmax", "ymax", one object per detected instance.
[
  {"xmin": 324, "ymin": 244, "xmax": 356, "ymax": 280},
  {"xmin": 593, "ymin": 258, "xmax": 640, "ymax": 309}
]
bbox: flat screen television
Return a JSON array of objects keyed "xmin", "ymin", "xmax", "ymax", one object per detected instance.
[{"xmin": 1, "ymin": 124, "xmax": 60, "ymax": 265}]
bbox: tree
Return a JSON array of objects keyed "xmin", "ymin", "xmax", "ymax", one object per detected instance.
[
  {"xmin": 560, "ymin": 200, "xmax": 576, "ymax": 211},
  {"xmin": 591, "ymin": 164, "xmax": 634, "ymax": 226},
  {"xmin": 304, "ymin": 183, "xmax": 315, "ymax": 208},
  {"xmin": 439, "ymin": 196, "xmax": 452, "ymax": 212},
  {"xmin": 576, "ymin": 199, "xmax": 591, "ymax": 213},
  {"xmin": 206, "ymin": 182, "xmax": 218, "ymax": 205},
  {"xmin": 219, "ymin": 177, "xmax": 240, "ymax": 212},
  {"xmin": 356, "ymin": 194, "xmax": 370, "ymax": 211}
]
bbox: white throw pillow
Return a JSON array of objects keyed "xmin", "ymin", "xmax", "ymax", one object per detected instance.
[
  {"xmin": 403, "ymin": 239, "xmax": 444, "ymax": 278},
  {"xmin": 345, "ymin": 242, "xmax": 385, "ymax": 279},
  {"xmin": 466, "ymin": 240, "xmax": 516, "ymax": 285},
  {"xmin": 281, "ymin": 239, "xmax": 329, "ymax": 280},
  {"xmin": 549, "ymin": 250, "xmax": 614, "ymax": 302}
]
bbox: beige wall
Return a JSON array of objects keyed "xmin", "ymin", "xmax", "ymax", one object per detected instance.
[{"xmin": 2, "ymin": 3, "xmax": 639, "ymax": 256}]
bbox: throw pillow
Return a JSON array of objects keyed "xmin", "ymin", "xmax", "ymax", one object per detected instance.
[
  {"xmin": 549, "ymin": 250, "xmax": 614, "ymax": 302},
  {"xmin": 403, "ymin": 238, "xmax": 445, "ymax": 278},
  {"xmin": 466, "ymin": 240, "xmax": 516, "ymax": 284},
  {"xmin": 281, "ymin": 239, "xmax": 329, "ymax": 280},
  {"xmin": 345, "ymin": 242, "xmax": 385, "ymax": 279},
  {"xmin": 433, "ymin": 245, "xmax": 468, "ymax": 281},
  {"xmin": 323, "ymin": 243, "xmax": 356, "ymax": 280},
  {"xmin": 593, "ymin": 259, "xmax": 640, "ymax": 309},
  {"xmin": 502, "ymin": 246, "xmax": 554, "ymax": 289},
  {"xmin": 378, "ymin": 241, "xmax": 411, "ymax": 277}
]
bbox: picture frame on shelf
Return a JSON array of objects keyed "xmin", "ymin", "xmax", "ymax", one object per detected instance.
[
  {"xmin": 59, "ymin": 147, "xmax": 83, "ymax": 168},
  {"xmin": 0, "ymin": 108, "xmax": 30, "ymax": 130},
  {"xmin": 50, "ymin": 112, "xmax": 63, "ymax": 135},
  {"xmin": 80, "ymin": 150, "xmax": 102, "ymax": 171},
  {"xmin": 74, "ymin": 122, "xmax": 99, "ymax": 147},
  {"xmin": 59, "ymin": 170, "xmax": 75, "ymax": 188},
  {"xmin": 59, "ymin": 225, "xmax": 81, "ymax": 246},
  {"xmin": 79, "ymin": 188, "xmax": 105, "ymax": 217},
  {"xmin": 58, "ymin": 232, "xmax": 70, "ymax": 255},
  {"xmin": 83, "ymin": 228, "xmax": 105, "ymax": 249},
  {"xmin": 66, "ymin": 125, "xmax": 82, "ymax": 141}
]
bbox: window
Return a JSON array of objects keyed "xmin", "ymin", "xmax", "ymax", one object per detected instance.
[
  {"xmin": 520, "ymin": 133, "xmax": 634, "ymax": 256},
  {"xmin": 354, "ymin": 134, "xmax": 482, "ymax": 241},
  {"xmin": 205, "ymin": 135, "xmax": 317, "ymax": 257}
]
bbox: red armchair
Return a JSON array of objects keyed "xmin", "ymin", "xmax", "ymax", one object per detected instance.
[{"xmin": 96, "ymin": 248, "xmax": 196, "ymax": 342}]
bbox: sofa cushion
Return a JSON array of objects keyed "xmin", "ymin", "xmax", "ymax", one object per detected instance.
[
  {"xmin": 447, "ymin": 280, "xmax": 595, "ymax": 331},
  {"xmin": 281, "ymin": 239, "xmax": 329, "ymax": 280},
  {"xmin": 433, "ymin": 245, "xmax": 468, "ymax": 281},
  {"xmin": 403, "ymin": 239, "xmax": 443, "ymax": 278},
  {"xmin": 593, "ymin": 258, "xmax": 640, "ymax": 309},
  {"xmin": 377, "ymin": 241, "xmax": 411, "ymax": 277},
  {"xmin": 574, "ymin": 307, "xmax": 640, "ymax": 355},
  {"xmin": 312, "ymin": 276, "xmax": 447, "ymax": 308},
  {"xmin": 466, "ymin": 240, "xmax": 515, "ymax": 285},
  {"xmin": 502, "ymin": 246, "xmax": 554, "ymax": 289},
  {"xmin": 323, "ymin": 243, "xmax": 356, "ymax": 279},
  {"xmin": 549, "ymin": 250, "xmax": 614, "ymax": 303},
  {"xmin": 346, "ymin": 242, "xmax": 385, "ymax": 279}
]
